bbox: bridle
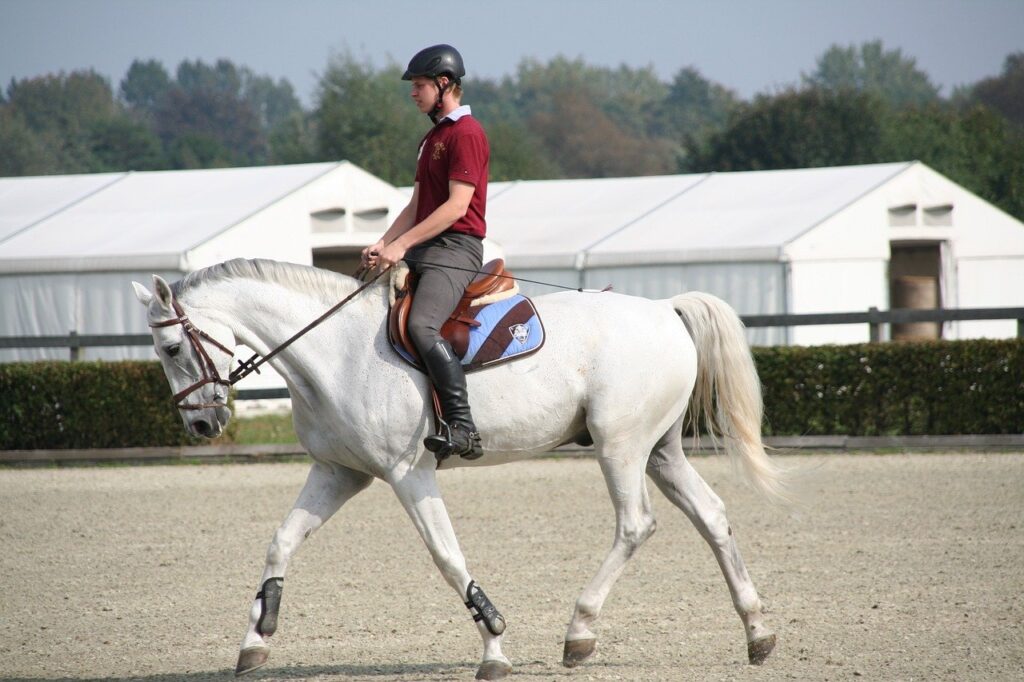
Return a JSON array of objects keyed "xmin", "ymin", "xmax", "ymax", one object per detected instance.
[
  {"xmin": 149, "ymin": 299, "xmax": 234, "ymax": 411},
  {"xmin": 148, "ymin": 268, "xmax": 388, "ymax": 412}
]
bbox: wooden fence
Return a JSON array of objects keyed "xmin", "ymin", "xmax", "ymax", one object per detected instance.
[{"xmin": 3, "ymin": 306, "xmax": 1023, "ymax": 401}]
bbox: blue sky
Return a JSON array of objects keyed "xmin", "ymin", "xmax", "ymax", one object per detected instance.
[{"xmin": 1, "ymin": 0, "xmax": 1022, "ymax": 105}]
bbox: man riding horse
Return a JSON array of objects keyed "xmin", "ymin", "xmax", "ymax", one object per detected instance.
[{"xmin": 361, "ymin": 44, "xmax": 490, "ymax": 461}]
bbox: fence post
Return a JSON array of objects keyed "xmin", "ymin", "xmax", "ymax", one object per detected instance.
[
  {"xmin": 868, "ymin": 307, "xmax": 882, "ymax": 343},
  {"xmin": 69, "ymin": 330, "xmax": 80, "ymax": 361}
]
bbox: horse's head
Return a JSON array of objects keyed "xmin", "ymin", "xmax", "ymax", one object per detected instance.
[{"xmin": 132, "ymin": 275, "xmax": 235, "ymax": 438}]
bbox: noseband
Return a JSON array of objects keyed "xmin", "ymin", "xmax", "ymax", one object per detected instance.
[{"xmin": 150, "ymin": 300, "xmax": 234, "ymax": 411}]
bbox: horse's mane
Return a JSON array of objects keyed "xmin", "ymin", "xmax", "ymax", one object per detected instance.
[{"xmin": 173, "ymin": 258, "xmax": 359, "ymax": 304}]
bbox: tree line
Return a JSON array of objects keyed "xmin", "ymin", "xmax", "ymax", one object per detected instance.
[{"xmin": 1, "ymin": 41, "xmax": 1022, "ymax": 220}]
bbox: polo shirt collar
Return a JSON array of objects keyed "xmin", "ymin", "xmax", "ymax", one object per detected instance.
[{"xmin": 441, "ymin": 105, "xmax": 472, "ymax": 122}]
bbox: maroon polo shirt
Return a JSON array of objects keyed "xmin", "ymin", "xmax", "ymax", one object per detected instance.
[{"xmin": 415, "ymin": 111, "xmax": 489, "ymax": 239}]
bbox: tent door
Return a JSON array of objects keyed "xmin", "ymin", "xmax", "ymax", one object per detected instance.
[{"xmin": 889, "ymin": 241, "xmax": 943, "ymax": 340}]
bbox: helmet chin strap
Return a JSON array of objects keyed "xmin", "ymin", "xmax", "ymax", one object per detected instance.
[{"xmin": 429, "ymin": 76, "xmax": 452, "ymax": 124}]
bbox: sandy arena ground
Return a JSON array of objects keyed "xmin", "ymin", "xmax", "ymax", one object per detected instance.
[{"xmin": 2, "ymin": 452, "xmax": 1023, "ymax": 681}]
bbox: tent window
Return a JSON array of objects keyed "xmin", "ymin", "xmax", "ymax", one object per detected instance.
[
  {"xmin": 888, "ymin": 204, "xmax": 917, "ymax": 226},
  {"xmin": 311, "ymin": 208, "xmax": 346, "ymax": 233},
  {"xmin": 923, "ymin": 204, "xmax": 953, "ymax": 226},
  {"xmin": 354, "ymin": 208, "xmax": 388, "ymax": 232}
]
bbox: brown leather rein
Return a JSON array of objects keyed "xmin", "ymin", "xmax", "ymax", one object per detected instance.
[{"xmin": 149, "ymin": 269, "xmax": 387, "ymax": 411}]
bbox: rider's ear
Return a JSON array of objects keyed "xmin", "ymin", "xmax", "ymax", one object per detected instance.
[
  {"xmin": 131, "ymin": 281, "xmax": 153, "ymax": 306},
  {"xmin": 152, "ymin": 275, "xmax": 174, "ymax": 310}
]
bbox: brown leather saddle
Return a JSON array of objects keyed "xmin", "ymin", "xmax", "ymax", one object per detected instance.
[{"xmin": 388, "ymin": 258, "xmax": 518, "ymax": 365}]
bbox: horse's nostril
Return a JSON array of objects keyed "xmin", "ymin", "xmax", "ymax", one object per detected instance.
[{"xmin": 193, "ymin": 419, "xmax": 212, "ymax": 436}]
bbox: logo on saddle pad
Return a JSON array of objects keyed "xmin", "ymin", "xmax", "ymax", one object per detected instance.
[{"xmin": 509, "ymin": 323, "xmax": 530, "ymax": 344}]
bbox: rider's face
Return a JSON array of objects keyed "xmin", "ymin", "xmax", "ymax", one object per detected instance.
[{"xmin": 410, "ymin": 76, "xmax": 446, "ymax": 114}]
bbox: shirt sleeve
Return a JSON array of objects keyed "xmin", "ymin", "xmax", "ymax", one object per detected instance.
[{"xmin": 448, "ymin": 127, "xmax": 489, "ymax": 187}]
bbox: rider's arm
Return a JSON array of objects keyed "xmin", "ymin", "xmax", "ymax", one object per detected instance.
[
  {"xmin": 375, "ymin": 180, "xmax": 474, "ymax": 268},
  {"xmin": 362, "ymin": 184, "xmax": 421, "ymax": 264}
]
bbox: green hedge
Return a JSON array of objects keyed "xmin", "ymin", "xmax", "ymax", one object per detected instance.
[
  {"xmin": 753, "ymin": 339, "xmax": 1024, "ymax": 436},
  {"xmin": 0, "ymin": 361, "xmax": 235, "ymax": 450},
  {"xmin": 2, "ymin": 340, "xmax": 1022, "ymax": 450}
]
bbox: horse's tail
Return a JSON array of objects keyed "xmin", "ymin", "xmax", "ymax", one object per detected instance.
[{"xmin": 671, "ymin": 292, "xmax": 789, "ymax": 503}]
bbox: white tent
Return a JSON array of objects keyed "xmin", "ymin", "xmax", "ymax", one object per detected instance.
[
  {"xmin": 3, "ymin": 159, "xmax": 1021, "ymax": 362},
  {"xmin": 0, "ymin": 162, "xmax": 408, "ymax": 373},
  {"xmin": 485, "ymin": 162, "xmax": 1024, "ymax": 344}
]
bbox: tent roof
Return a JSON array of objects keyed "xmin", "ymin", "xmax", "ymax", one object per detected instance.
[
  {"xmin": 0, "ymin": 172, "xmax": 124, "ymax": 243},
  {"xmin": 487, "ymin": 162, "xmax": 914, "ymax": 268},
  {"xmin": 0, "ymin": 162, "xmax": 348, "ymax": 273}
]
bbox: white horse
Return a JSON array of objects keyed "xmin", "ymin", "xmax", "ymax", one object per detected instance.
[{"xmin": 132, "ymin": 258, "xmax": 785, "ymax": 680}]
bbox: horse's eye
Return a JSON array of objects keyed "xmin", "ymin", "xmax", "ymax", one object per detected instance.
[{"xmin": 165, "ymin": 343, "xmax": 181, "ymax": 357}]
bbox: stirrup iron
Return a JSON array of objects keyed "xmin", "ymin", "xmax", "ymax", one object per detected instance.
[{"xmin": 424, "ymin": 418, "xmax": 453, "ymax": 454}]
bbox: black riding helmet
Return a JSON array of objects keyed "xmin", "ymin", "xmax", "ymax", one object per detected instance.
[{"xmin": 403, "ymin": 44, "xmax": 465, "ymax": 122}]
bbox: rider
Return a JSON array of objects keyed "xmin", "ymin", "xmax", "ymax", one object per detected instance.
[{"xmin": 361, "ymin": 44, "xmax": 489, "ymax": 460}]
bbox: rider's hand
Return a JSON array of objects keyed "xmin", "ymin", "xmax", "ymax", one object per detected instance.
[
  {"xmin": 361, "ymin": 240, "xmax": 384, "ymax": 269},
  {"xmin": 376, "ymin": 241, "xmax": 407, "ymax": 271}
]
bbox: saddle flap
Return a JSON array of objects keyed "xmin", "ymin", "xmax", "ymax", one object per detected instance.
[{"xmin": 387, "ymin": 258, "xmax": 543, "ymax": 372}]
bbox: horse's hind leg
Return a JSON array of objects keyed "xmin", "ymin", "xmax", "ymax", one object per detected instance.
[
  {"xmin": 564, "ymin": 447, "xmax": 657, "ymax": 667},
  {"xmin": 387, "ymin": 461, "xmax": 511, "ymax": 680},
  {"xmin": 645, "ymin": 426, "xmax": 776, "ymax": 664},
  {"xmin": 236, "ymin": 461, "xmax": 373, "ymax": 676}
]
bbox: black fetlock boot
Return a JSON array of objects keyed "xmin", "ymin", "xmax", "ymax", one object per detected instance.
[{"xmin": 420, "ymin": 340, "xmax": 483, "ymax": 460}]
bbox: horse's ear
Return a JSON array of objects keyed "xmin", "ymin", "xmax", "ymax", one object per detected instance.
[
  {"xmin": 131, "ymin": 281, "xmax": 153, "ymax": 306},
  {"xmin": 152, "ymin": 275, "xmax": 175, "ymax": 309}
]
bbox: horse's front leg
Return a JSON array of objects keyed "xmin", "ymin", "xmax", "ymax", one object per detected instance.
[
  {"xmin": 388, "ymin": 461, "xmax": 512, "ymax": 681},
  {"xmin": 236, "ymin": 461, "xmax": 373, "ymax": 676}
]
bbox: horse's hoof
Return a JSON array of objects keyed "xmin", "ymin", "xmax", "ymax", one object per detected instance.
[
  {"xmin": 475, "ymin": 659, "xmax": 512, "ymax": 680},
  {"xmin": 747, "ymin": 633, "xmax": 776, "ymax": 665},
  {"xmin": 562, "ymin": 637, "xmax": 597, "ymax": 667},
  {"xmin": 235, "ymin": 646, "xmax": 270, "ymax": 676}
]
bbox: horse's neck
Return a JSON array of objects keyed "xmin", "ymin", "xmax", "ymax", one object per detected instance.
[{"xmin": 186, "ymin": 277, "xmax": 387, "ymax": 387}]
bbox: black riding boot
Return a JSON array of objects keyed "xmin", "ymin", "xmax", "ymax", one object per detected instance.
[{"xmin": 420, "ymin": 340, "xmax": 483, "ymax": 460}]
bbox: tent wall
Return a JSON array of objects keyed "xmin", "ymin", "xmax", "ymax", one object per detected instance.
[
  {"xmin": 955, "ymin": 257, "xmax": 1024, "ymax": 338},
  {"xmin": 582, "ymin": 262, "xmax": 788, "ymax": 346},
  {"xmin": 0, "ymin": 270, "xmax": 180, "ymax": 362},
  {"xmin": 787, "ymin": 259, "xmax": 889, "ymax": 345},
  {"xmin": 509, "ymin": 268, "xmax": 585, "ymax": 299}
]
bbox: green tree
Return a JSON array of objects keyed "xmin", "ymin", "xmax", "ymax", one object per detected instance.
[
  {"xmin": 684, "ymin": 88, "xmax": 886, "ymax": 172},
  {"xmin": 655, "ymin": 66, "xmax": 739, "ymax": 139},
  {"xmin": 314, "ymin": 53, "xmax": 427, "ymax": 185},
  {"xmin": 268, "ymin": 110, "xmax": 318, "ymax": 165},
  {"xmin": 0, "ymin": 108, "xmax": 57, "ymax": 176},
  {"xmin": 485, "ymin": 118, "xmax": 560, "ymax": 181},
  {"xmin": 804, "ymin": 40, "xmax": 940, "ymax": 109},
  {"xmin": 513, "ymin": 56, "xmax": 675, "ymax": 177},
  {"xmin": 88, "ymin": 117, "xmax": 165, "ymax": 171},
  {"xmin": 119, "ymin": 59, "xmax": 172, "ymax": 117},
  {"xmin": 240, "ymin": 69, "xmax": 303, "ymax": 133},
  {"xmin": 154, "ymin": 59, "xmax": 266, "ymax": 166},
  {"xmin": 962, "ymin": 52, "xmax": 1024, "ymax": 129},
  {"xmin": 1, "ymin": 70, "xmax": 150, "ymax": 174},
  {"xmin": 881, "ymin": 104, "xmax": 1024, "ymax": 220},
  {"xmin": 513, "ymin": 56, "xmax": 672, "ymax": 139},
  {"xmin": 470, "ymin": 77, "xmax": 558, "ymax": 180}
]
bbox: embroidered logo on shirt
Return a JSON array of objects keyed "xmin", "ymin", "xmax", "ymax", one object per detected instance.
[{"xmin": 432, "ymin": 141, "xmax": 446, "ymax": 160}]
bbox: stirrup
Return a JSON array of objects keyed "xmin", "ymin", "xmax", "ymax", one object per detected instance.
[{"xmin": 424, "ymin": 420, "xmax": 482, "ymax": 460}]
